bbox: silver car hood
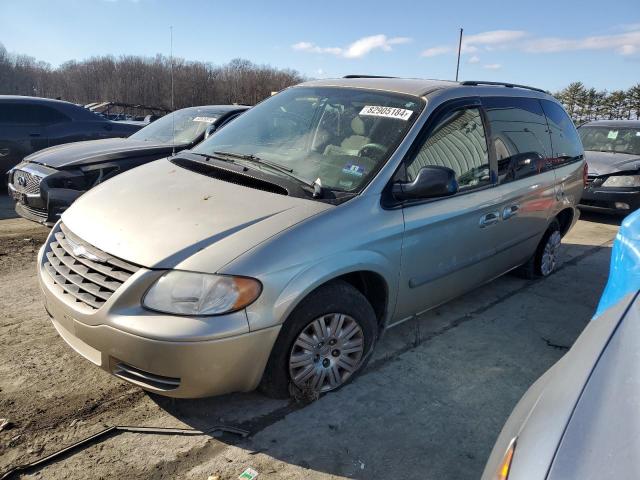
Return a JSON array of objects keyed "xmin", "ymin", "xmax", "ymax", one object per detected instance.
[
  {"xmin": 547, "ymin": 294, "xmax": 640, "ymax": 480},
  {"xmin": 62, "ymin": 158, "xmax": 332, "ymax": 270}
]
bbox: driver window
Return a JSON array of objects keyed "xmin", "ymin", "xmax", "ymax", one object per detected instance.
[{"xmin": 406, "ymin": 107, "xmax": 490, "ymax": 191}]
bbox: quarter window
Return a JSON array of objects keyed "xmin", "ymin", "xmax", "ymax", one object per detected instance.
[
  {"xmin": 406, "ymin": 107, "xmax": 490, "ymax": 191},
  {"xmin": 540, "ymin": 100, "xmax": 583, "ymax": 167},
  {"xmin": 484, "ymin": 97, "xmax": 553, "ymax": 184}
]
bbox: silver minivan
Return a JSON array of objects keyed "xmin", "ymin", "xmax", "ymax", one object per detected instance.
[{"xmin": 37, "ymin": 77, "xmax": 585, "ymax": 398}]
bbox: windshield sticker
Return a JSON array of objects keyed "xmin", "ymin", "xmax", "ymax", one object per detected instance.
[
  {"xmin": 359, "ymin": 105, "xmax": 413, "ymax": 121},
  {"xmin": 339, "ymin": 179, "xmax": 354, "ymax": 188},
  {"xmin": 607, "ymin": 130, "xmax": 619, "ymax": 140},
  {"xmin": 342, "ymin": 164, "xmax": 365, "ymax": 177},
  {"xmin": 193, "ymin": 116, "xmax": 217, "ymax": 123},
  {"xmin": 636, "ymin": 132, "xmax": 640, "ymax": 136}
]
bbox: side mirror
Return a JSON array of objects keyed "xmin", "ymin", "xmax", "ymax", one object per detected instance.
[
  {"xmin": 204, "ymin": 124, "xmax": 217, "ymax": 139},
  {"xmin": 392, "ymin": 166, "xmax": 458, "ymax": 200}
]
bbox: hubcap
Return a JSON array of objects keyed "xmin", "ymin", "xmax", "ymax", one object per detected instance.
[
  {"xmin": 541, "ymin": 230, "xmax": 562, "ymax": 276},
  {"xmin": 288, "ymin": 313, "xmax": 365, "ymax": 393}
]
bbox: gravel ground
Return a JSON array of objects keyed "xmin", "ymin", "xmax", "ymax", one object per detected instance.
[{"xmin": 0, "ymin": 193, "xmax": 621, "ymax": 480}]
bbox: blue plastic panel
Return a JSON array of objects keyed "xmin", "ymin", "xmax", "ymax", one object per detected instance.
[{"xmin": 596, "ymin": 209, "xmax": 640, "ymax": 317}]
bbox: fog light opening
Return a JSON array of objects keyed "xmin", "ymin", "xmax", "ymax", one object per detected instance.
[{"xmin": 615, "ymin": 202, "xmax": 630, "ymax": 210}]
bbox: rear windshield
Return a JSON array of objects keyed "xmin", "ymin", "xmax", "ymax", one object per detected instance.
[
  {"xmin": 192, "ymin": 87, "xmax": 423, "ymax": 193},
  {"xmin": 130, "ymin": 108, "xmax": 221, "ymax": 144},
  {"xmin": 579, "ymin": 126, "xmax": 640, "ymax": 155}
]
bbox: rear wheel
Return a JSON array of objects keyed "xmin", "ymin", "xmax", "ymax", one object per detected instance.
[
  {"xmin": 515, "ymin": 219, "xmax": 562, "ymax": 279},
  {"xmin": 259, "ymin": 280, "xmax": 377, "ymax": 399}
]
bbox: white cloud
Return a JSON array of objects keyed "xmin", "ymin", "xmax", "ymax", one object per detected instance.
[
  {"xmin": 292, "ymin": 42, "xmax": 341, "ymax": 55},
  {"xmin": 619, "ymin": 44, "xmax": 638, "ymax": 55},
  {"xmin": 292, "ymin": 35, "xmax": 411, "ymax": 59},
  {"xmin": 421, "ymin": 28, "xmax": 640, "ymax": 65},
  {"xmin": 468, "ymin": 55, "xmax": 480, "ymax": 64},
  {"xmin": 464, "ymin": 30, "xmax": 527, "ymax": 46},
  {"xmin": 421, "ymin": 30, "xmax": 526, "ymax": 58},
  {"xmin": 523, "ymin": 30, "xmax": 640, "ymax": 54},
  {"xmin": 421, "ymin": 46, "xmax": 453, "ymax": 57},
  {"xmin": 483, "ymin": 63, "xmax": 502, "ymax": 70}
]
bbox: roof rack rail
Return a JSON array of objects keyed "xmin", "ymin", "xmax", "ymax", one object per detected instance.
[
  {"xmin": 460, "ymin": 80, "xmax": 548, "ymax": 94},
  {"xmin": 343, "ymin": 75, "xmax": 397, "ymax": 79}
]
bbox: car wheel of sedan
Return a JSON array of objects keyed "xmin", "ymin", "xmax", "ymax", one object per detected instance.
[
  {"xmin": 516, "ymin": 219, "xmax": 562, "ymax": 279},
  {"xmin": 259, "ymin": 280, "xmax": 378, "ymax": 399}
]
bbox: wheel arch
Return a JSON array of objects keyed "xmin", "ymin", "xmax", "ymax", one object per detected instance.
[
  {"xmin": 273, "ymin": 251, "xmax": 396, "ymax": 332},
  {"xmin": 555, "ymin": 207, "xmax": 575, "ymax": 236}
]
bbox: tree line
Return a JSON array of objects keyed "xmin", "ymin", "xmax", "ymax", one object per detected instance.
[
  {"xmin": 1, "ymin": 43, "xmax": 638, "ymax": 123},
  {"xmin": 0, "ymin": 43, "xmax": 305, "ymax": 109},
  {"xmin": 554, "ymin": 82, "xmax": 640, "ymax": 124}
]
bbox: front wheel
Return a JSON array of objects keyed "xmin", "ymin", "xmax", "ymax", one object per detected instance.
[{"xmin": 259, "ymin": 280, "xmax": 378, "ymax": 399}]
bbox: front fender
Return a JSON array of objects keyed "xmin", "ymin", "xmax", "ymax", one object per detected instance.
[{"xmin": 244, "ymin": 249, "xmax": 398, "ymax": 332}]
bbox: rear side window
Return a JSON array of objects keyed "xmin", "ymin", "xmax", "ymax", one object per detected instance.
[
  {"xmin": 0, "ymin": 103, "xmax": 70, "ymax": 125},
  {"xmin": 406, "ymin": 107, "xmax": 490, "ymax": 191},
  {"xmin": 484, "ymin": 97, "xmax": 553, "ymax": 184},
  {"xmin": 0, "ymin": 104, "xmax": 35, "ymax": 124},
  {"xmin": 37, "ymin": 105, "xmax": 70, "ymax": 125},
  {"xmin": 540, "ymin": 100, "xmax": 583, "ymax": 167}
]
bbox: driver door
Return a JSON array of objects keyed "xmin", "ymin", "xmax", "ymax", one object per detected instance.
[{"xmin": 394, "ymin": 100, "xmax": 505, "ymax": 322}]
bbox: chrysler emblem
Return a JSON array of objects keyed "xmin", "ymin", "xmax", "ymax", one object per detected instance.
[{"xmin": 67, "ymin": 238, "xmax": 106, "ymax": 263}]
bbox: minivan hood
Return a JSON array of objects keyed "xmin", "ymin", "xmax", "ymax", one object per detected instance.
[
  {"xmin": 25, "ymin": 138, "xmax": 176, "ymax": 169},
  {"xmin": 62, "ymin": 159, "xmax": 332, "ymax": 270},
  {"xmin": 585, "ymin": 150, "xmax": 640, "ymax": 176}
]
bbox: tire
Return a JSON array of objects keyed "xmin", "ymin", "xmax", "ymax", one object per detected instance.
[
  {"xmin": 515, "ymin": 219, "xmax": 562, "ymax": 279},
  {"xmin": 259, "ymin": 280, "xmax": 378, "ymax": 399}
]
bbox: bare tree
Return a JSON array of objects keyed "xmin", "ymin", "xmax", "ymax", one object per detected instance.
[{"xmin": 0, "ymin": 43, "xmax": 305, "ymax": 109}]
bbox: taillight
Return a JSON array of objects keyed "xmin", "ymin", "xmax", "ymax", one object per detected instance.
[{"xmin": 583, "ymin": 162, "xmax": 589, "ymax": 187}]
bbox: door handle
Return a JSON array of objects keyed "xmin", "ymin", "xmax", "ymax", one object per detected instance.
[
  {"xmin": 479, "ymin": 211, "xmax": 500, "ymax": 227},
  {"xmin": 29, "ymin": 133, "xmax": 41, "ymax": 137},
  {"xmin": 502, "ymin": 204, "xmax": 520, "ymax": 220}
]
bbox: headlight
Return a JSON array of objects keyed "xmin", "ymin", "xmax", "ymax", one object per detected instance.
[
  {"xmin": 142, "ymin": 271, "xmax": 262, "ymax": 316},
  {"xmin": 602, "ymin": 175, "xmax": 640, "ymax": 188}
]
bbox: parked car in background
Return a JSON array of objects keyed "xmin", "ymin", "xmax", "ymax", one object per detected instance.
[
  {"xmin": 8, "ymin": 105, "xmax": 249, "ymax": 225},
  {"xmin": 579, "ymin": 120, "xmax": 640, "ymax": 215},
  {"xmin": 38, "ymin": 77, "xmax": 584, "ymax": 399},
  {"xmin": 0, "ymin": 95, "xmax": 142, "ymax": 177},
  {"xmin": 482, "ymin": 208, "xmax": 640, "ymax": 480}
]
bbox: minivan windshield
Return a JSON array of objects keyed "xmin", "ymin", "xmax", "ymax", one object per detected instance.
[
  {"xmin": 130, "ymin": 108, "xmax": 221, "ymax": 144},
  {"xmin": 192, "ymin": 87, "xmax": 423, "ymax": 192},
  {"xmin": 579, "ymin": 126, "xmax": 640, "ymax": 155}
]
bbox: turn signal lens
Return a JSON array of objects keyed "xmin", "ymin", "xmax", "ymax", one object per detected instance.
[{"xmin": 495, "ymin": 438, "xmax": 516, "ymax": 480}]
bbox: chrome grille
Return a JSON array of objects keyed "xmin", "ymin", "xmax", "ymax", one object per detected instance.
[
  {"xmin": 12, "ymin": 169, "xmax": 42, "ymax": 195},
  {"xmin": 43, "ymin": 223, "xmax": 139, "ymax": 310}
]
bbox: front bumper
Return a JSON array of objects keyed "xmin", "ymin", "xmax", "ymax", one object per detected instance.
[
  {"xmin": 579, "ymin": 186, "xmax": 640, "ymax": 214},
  {"xmin": 37, "ymin": 243, "xmax": 280, "ymax": 398},
  {"xmin": 8, "ymin": 165, "xmax": 80, "ymax": 226}
]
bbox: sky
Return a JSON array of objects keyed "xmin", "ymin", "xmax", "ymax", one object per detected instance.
[{"xmin": 0, "ymin": 0, "xmax": 639, "ymax": 92}]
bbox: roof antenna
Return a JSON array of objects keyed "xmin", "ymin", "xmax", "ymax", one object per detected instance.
[
  {"xmin": 455, "ymin": 27, "xmax": 463, "ymax": 82},
  {"xmin": 170, "ymin": 25, "xmax": 176, "ymax": 156}
]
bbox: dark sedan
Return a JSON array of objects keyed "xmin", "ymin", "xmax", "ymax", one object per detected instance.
[
  {"xmin": 0, "ymin": 95, "xmax": 141, "ymax": 177},
  {"xmin": 7, "ymin": 105, "xmax": 248, "ymax": 225},
  {"xmin": 579, "ymin": 120, "xmax": 640, "ymax": 215}
]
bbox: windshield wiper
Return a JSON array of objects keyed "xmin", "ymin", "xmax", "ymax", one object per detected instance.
[
  {"xmin": 212, "ymin": 151, "xmax": 323, "ymax": 197},
  {"xmin": 190, "ymin": 152, "xmax": 236, "ymax": 163}
]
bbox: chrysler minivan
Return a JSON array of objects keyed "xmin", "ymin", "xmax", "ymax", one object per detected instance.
[{"xmin": 37, "ymin": 77, "xmax": 585, "ymax": 398}]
